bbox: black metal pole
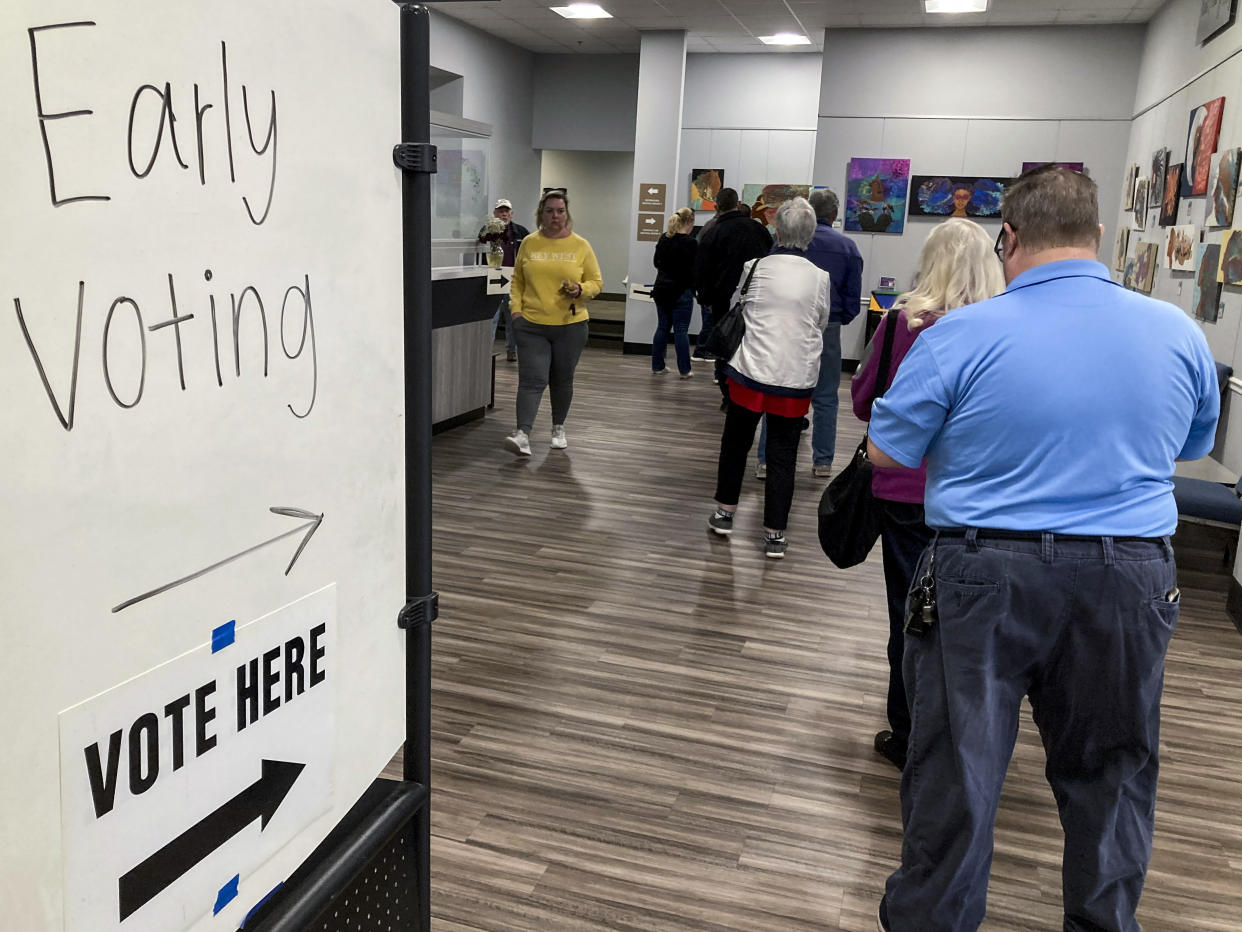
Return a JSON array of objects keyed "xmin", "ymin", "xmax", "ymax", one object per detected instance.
[{"xmin": 396, "ymin": 4, "xmax": 435, "ymax": 930}]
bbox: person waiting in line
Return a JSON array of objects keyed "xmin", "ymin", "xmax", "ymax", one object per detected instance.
[
  {"xmin": 695, "ymin": 187, "xmax": 773, "ymax": 406},
  {"xmin": 755, "ymin": 188, "xmax": 863, "ymax": 480},
  {"xmin": 850, "ymin": 218, "xmax": 1004, "ymax": 774},
  {"xmin": 692, "ymin": 208, "xmax": 722, "ymax": 359},
  {"xmin": 869, "ymin": 167, "xmax": 1219, "ymax": 932},
  {"xmin": 503, "ymin": 190, "xmax": 602, "ymax": 456},
  {"xmin": 706, "ymin": 197, "xmax": 830, "ymax": 559},
  {"xmin": 478, "ymin": 198, "xmax": 530, "ymax": 363},
  {"xmin": 651, "ymin": 207, "xmax": 697, "ymax": 378}
]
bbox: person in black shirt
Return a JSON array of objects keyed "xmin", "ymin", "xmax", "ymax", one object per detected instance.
[{"xmin": 651, "ymin": 207, "xmax": 698, "ymax": 377}]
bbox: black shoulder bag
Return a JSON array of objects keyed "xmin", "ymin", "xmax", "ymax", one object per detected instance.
[
  {"xmin": 817, "ymin": 310, "xmax": 900, "ymax": 569},
  {"xmin": 703, "ymin": 257, "xmax": 761, "ymax": 362}
]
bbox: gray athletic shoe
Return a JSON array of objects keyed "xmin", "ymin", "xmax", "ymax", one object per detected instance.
[
  {"xmin": 708, "ymin": 510, "xmax": 734, "ymax": 536},
  {"xmin": 764, "ymin": 535, "xmax": 788, "ymax": 559},
  {"xmin": 504, "ymin": 429, "xmax": 532, "ymax": 456}
]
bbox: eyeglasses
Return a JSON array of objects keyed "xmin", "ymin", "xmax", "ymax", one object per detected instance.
[{"xmin": 994, "ymin": 225, "xmax": 1013, "ymax": 262}]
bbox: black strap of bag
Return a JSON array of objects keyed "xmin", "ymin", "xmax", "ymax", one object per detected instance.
[
  {"xmin": 871, "ymin": 308, "xmax": 900, "ymax": 406},
  {"xmin": 732, "ymin": 256, "xmax": 762, "ymax": 311}
]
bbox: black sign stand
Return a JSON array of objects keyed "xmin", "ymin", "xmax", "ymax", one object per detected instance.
[{"xmin": 238, "ymin": 4, "xmax": 437, "ymax": 930}]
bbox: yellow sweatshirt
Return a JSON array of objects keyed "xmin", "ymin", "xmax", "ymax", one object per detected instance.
[{"xmin": 509, "ymin": 231, "xmax": 603, "ymax": 326}]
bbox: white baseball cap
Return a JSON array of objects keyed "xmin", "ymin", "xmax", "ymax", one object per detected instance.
[{"xmin": 495, "ymin": 198, "xmax": 513, "ymax": 209}]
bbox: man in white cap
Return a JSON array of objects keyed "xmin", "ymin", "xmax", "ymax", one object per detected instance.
[{"xmin": 479, "ymin": 198, "xmax": 531, "ymax": 361}]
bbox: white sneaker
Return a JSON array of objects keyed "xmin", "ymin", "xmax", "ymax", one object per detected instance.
[
  {"xmin": 550, "ymin": 425, "xmax": 568, "ymax": 449},
  {"xmin": 755, "ymin": 462, "xmax": 767, "ymax": 480},
  {"xmin": 504, "ymin": 429, "xmax": 532, "ymax": 456}
]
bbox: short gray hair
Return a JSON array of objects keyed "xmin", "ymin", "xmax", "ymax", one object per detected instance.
[
  {"xmin": 773, "ymin": 197, "xmax": 816, "ymax": 250},
  {"xmin": 1002, "ymin": 166, "xmax": 1099, "ymax": 252},
  {"xmin": 809, "ymin": 188, "xmax": 838, "ymax": 222}
]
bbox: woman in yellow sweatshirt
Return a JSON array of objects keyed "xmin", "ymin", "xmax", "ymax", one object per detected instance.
[{"xmin": 503, "ymin": 190, "xmax": 604, "ymax": 456}]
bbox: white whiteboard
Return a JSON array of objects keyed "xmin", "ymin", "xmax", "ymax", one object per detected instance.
[{"xmin": 0, "ymin": 3, "xmax": 404, "ymax": 930}]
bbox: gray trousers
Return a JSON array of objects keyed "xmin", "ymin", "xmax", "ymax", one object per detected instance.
[
  {"xmin": 884, "ymin": 530, "xmax": 1178, "ymax": 932},
  {"xmin": 511, "ymin": 317, "xmax": 589, "ymax": 433}
]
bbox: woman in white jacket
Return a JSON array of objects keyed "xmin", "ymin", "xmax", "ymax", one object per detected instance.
[{"xmin": 707, "ymin": 197, "xmax": 831, "ymax": 558}]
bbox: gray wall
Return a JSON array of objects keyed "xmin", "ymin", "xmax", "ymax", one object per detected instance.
[
  {"xmin": 533, "ymin": 55, "xmax": 640, "ymax": 151},
  {"xmin": 540, "ymin": 149, "xmax": 635, "ymax": 294}
]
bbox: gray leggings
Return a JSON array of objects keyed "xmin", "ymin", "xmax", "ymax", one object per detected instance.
[{"xmin": 512, "ymin": 317, "xmax": 589, "ymax": 432}]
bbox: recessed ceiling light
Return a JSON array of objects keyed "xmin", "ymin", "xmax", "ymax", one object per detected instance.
[
  {"xmin": 759, "ymin": 33, "xmax": 812, "ymax": 45},
  {"xmin": 923, "ymin": 0, "xmax": 989, "ymax": 12},
  {"xmin": 550, "ymin": 3, "xmax": 613, "ymax": 18}
]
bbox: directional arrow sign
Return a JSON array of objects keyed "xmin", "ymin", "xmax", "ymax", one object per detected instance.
[
  {"xmin": 113, "ymin": 507, "xmax": 323, "ymax": 613},
  {"xmin": 486, "ymin": 269, "xmax": 512, "ymax": 296},
  {"xmin": 118, "ymin": 759, "xmax": 304, "ymax": 920}
]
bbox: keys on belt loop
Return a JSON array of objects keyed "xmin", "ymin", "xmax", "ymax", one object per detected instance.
[{"xmin": 904, "ymin": 546, "xmax": 938, "ymax": 636}]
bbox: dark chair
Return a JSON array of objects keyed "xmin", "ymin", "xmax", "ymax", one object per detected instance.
[{"xmin": 1169, "ymin": 361, "xmax": 1238, "ymax": 562}]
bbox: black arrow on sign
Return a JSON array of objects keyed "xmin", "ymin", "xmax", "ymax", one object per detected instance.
[
  {"xmin": 488, "ymin": 274, "xmax": 508, "ymax": 287},
  {"xmin": 117, "ymin": 758, "xmax": 305, "ymax": 921},
  {"xmin": 112, "ymin": 507, "xmax": 323, "ymax": 613}
]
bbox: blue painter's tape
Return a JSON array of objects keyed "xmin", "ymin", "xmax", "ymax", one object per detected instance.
[
  {"xmin": 213, "ymin": 874, "xmax": 240, "ymax": 915},
  {"xmin": 240, "ymin": 882, "xmax": 284, "ymax": 928},
  {"xmin": 212, "ymin": 620, "xmax": 236, "ymax": 653}
]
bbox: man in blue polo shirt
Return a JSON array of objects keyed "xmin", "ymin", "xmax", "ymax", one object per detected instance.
[{"xmin": 867, "ymin": 167, "xmax": 1218, "ymax": 932}]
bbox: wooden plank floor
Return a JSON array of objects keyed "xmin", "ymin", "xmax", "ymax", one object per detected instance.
[{"xmin": 387, "ymin": 344, "xmax": 1242, "ymax": 931}]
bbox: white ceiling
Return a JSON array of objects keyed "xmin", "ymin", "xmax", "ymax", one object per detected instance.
[{"xmin": 426, "ymin": 0, "xmax": 1165, "ymax": 54}]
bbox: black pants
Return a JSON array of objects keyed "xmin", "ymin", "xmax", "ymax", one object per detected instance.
[
  {"xmin": 876, "ymin": 498, "xmax": 934, "ymax": 748},
  {"xmin": 711, "ymin": 302, "xmax": 730, "ymax": 403},
  {"xmin": 713, "ymin": 401, "xmax": 805, "ymax": 530}
]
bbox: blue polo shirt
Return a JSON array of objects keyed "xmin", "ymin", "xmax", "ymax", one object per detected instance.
[{"xmin": 869, "ymin": 259, "xmax": 1219, "ymax": 535}]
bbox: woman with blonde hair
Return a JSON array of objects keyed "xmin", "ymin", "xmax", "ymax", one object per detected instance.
[
  {"xmin": 651, "ymin": 206, "xmax": 697, "ymax": 377},
  {"xmin": 504, "ymin": 189, "xmax": 603, "ymax": 456},
  {"xmin": 850, "ymin": 217, "xmax": 1005, "ymax": 771}
]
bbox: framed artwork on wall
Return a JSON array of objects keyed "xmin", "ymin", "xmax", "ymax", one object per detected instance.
[
  {"xmin": 1218, "ymin": 227, "xmax": 1242, "ymax": 284},
  {"xmin": 1198, "ymin": 0, "xmax": 1237, "ymax": 44},
  {"xmin": 1123, "ymin": 256, "xmax": 1137, "ymax": 289},
  {"xmin": 690, "ymin": 169, "xmax": 723, "ymax": 211},
  {"xmin": 1134, "ymin": 241, "xmax": 1159, "ymax": 293},
  {"xmin": 1133, "ymin": 178, "xmax": 1149, "ymax": 229},
  {"xmin": 1207, "ymin": 148, "xmax": 1242, "ymax": 227},
  {"xmin": 1182, "ymin": 97, "xmax": 1226, "ymax": 196},
  {"xmin": 908, "ymin": 176, "xmax": 1011, "ymax": 218},
  {"xmin": 1123, "ymin": 163, "xmax": 1139, "ymax": 208},
  {"xmin": 1165, "ymin": 224, "xmax": 1197, "ymax": 271},
  {"xmin": 1160, "ymin": 164, "xmax": 1183, "ymax": 226},
  {"xmin": 1150, "ymin": 148, "xmax": 1169, "ymax": 210},
  {"xmin": 844, "ymin": 158, "xmax": 910, "ymax": 234},
  {"xmin": 1195, "ymin": 243, "xmax": 1223, "ymax": 321},
  {"xmin": 741, "ymin": 183, "xmax": 810, "ymax": 229},
  {"xmin": 1115, "ymin": 227, "xmax": 1130, "ymax": 272}
]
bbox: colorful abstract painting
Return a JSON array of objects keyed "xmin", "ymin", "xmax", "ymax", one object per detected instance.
[
  {"xmin": 1207, "ymin": 148, "xmax": 1241, "ymax": 227},
  {"xmin": 1160, "ymin": 164, "xmax": 1183, "ymax": 227},
  {"xmin": 845, "ymin": 158, "xmax": 910, "ymax": 234},
  {"xmin": 1133, "ymin": 178, "xmax": 1149, "ymax": 230},
  {"xmin": 1123, "ymin": 257, "xmax": 1137, "ymax": 290},
  {"xmin": 1195, "ymin": 243, "xmax": 1223, "ymax": 321},
  {"xmin": 908, "ymin": 176, "xmax": 1011, "ymax": 218},
  {"xmin": 741, "ymin": 183, "xmax": 811, "ymax": 230},
  {"xmin": 1150, "ymin": 148, "xmax": 1169, "ymax": 210},
  {"xmin": 690, "ymin": 169, "xmax": 723, "ymax": 211},
  {"xmin": 1183, "ymin": 96, "xmax": 1226, "ymax": 196},
  {"xmin": 1218, "ymin": 227, "xmax": 1242, "ymax": 284},
  {"xmin": 1021, "ymin": 161, "xmax": 1085, "ymax": 174},
  {"xmin": 1134, "ymin": 241, "xmax": 1158, "ymax": 293},
  {"xmin": 1165, "ymin": 224, "xmax": 1197, "ymax": 271},
  {"xmin": 1115, "ymin": 227, "xmax": 1130, "ymax": 273}
]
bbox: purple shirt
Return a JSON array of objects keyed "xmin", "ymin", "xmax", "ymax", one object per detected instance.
[{"xmin": 850, "ymin": 309, "xmax": 935, "ymax": 502}]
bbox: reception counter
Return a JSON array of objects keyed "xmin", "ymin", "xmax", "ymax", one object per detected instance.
[{"xmin": 431, "ymin": 266, "xmax": 500, "ymax": 431}]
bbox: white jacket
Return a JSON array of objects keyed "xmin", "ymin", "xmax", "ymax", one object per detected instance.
[{"xmin": 727, "ymin": 253, "xmax": 832, "ymax": 393}]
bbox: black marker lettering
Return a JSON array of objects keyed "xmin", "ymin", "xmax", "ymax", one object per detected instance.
[
  {"xmin": 192, "ymin": 83, "xmax": 212, "ymax": 185},
  {"xmin": 241, "ymin": 86, "xmax": 277, "ymax": 225},
  {"xmin": 127, "ymin": 83, "xmax": 190, "ymax": 179},
  {"xmin": 13, "ymin": 281, "xmax": 84, "ymax": 430},
  {"xmin": 102, "ymin": 297, "xmax": 147, "ymax": 409},
  {"xmin": 28, "ymin": 22, "xmax": 108, "ymax": 206},
  {"xmin": 231, "ymin": 285, "xmax": 269, "ymax": 378},
  {"xmin": 146, "ymin": 273, "xmax": 194, "ymax": 391},
  {"xmin": 281, "ymin": 276, "xmax": 317, "ymax": 418},
  {"xmin": 84, "ymin": 729, "xmax": 123, "ymax": 818},
  {"xmin": 221, "ymin": 42, "xmax": 236, "ymax": 182}
]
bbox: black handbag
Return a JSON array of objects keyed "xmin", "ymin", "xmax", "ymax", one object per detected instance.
[
  {"xmin": 703, "ymin": 257, "xmax": 762, "ymax": 362},
  {"xmin": 817, "ymin": 310, "xmax": 900, "ymax": 569}
]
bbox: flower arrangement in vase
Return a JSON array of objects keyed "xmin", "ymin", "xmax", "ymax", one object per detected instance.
[{"xmin": 481, "ymin": 216, "xmax": 507, "ymax": 267}]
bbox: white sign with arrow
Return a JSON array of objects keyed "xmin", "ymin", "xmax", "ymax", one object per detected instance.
[
  {"xmin": 485, "ymin": 268, "xmax": 513, "ymax": 296},
  {"xmin": 59, "ymin": 586, "xmax": 336, "ymax": 932}
]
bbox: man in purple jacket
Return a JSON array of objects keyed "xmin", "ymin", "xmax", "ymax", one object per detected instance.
[{"xmin": 756, "ymin": 189, "xmax": 863, "ymax": 478}]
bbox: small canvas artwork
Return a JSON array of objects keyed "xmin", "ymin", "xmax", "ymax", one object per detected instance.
[
  {"xmin": 1114, "ymin": 227, "xmax": 1130, "ymax": 272},
  {"xmin": 1183, "ymin": 96, "xmax": 1226, "ymax": 196},
  {"xmin": 1165, "ymin": 224, "xmax": 1197, "ymax": 271},
  {"xmin": 1197, "ymin": 0, "xmax": 1237, "ymax": 43},
  {"xmin": 1021, "ymin": 161, "xmax": 1086, "ymax": 174},
  {"xmin": 1207, "ymin": 148, "xmax": 1242, "ymax": 226},
  {"xmin": 1134, "ymin": 241, "xmax": 1159, "ymax": 293},
  {"xmin": 1123, "ymin": 164, "xmax": 1138, "ymax": 208},
  {"xmin": 845, "ymin": 158, "xmax": 911, "ymax": 234},
  {"xmin": 690, "ymin": 169, "xmax": 723, "ymax": 211},
  {"xmin": 1150, "ymin": 148, "xmax": 1169, "ymax": 209},
  {"xmin": 908, "ymin": 176, "xmax": 1011, "ymax": 218},
  {"xmin": 741, "ymin": 183, "xmax": 810, "ymax": 229},
  {"xmin": 1219, "ymin": 227, "xmax": 1242, "ymax": 284},
  {"xmin": 1123, "ymin": 257, "xmax": 1137, "ymax": 290},
  {"xmin": 1133, "ymin": 178, "xmax": 1149, "ymax": 229},
  {"xmin": 1160, "ymin": 163, "xmax": 1183, "ymax": 226},
  {"xmin": 1195, "ymin": 243, "xmax": 1223, "ymax": 321}
]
